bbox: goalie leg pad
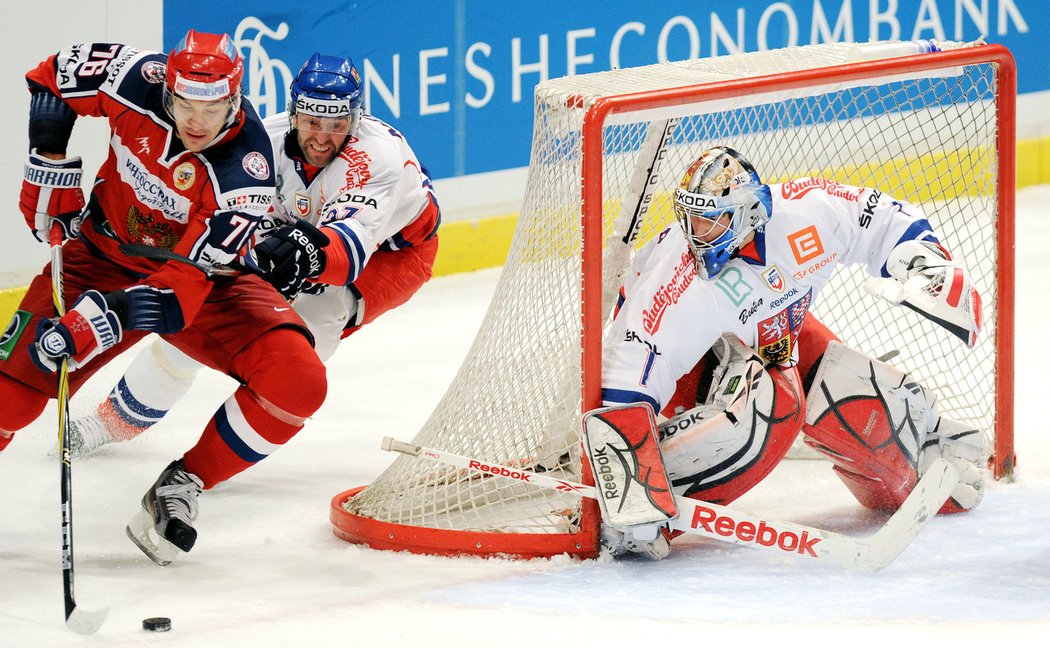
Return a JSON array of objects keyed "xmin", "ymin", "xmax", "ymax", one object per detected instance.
[
  {"xmin": 658, "ymin": 334, "xmax": 804, "ymax": 505},
  {"xmin": 584, "ymin": 403, "xmax": 678, "ymax": 530},
  {"xmin": 804, "ymin": 341, "xmax": 938, "ymax": 511}
]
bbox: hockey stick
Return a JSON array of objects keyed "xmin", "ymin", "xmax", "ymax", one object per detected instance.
[
  {"xmin": 382, "ymin": 436, "xmax": 959, "ymax": 571},
  {"xmin": 601, "ymin": 118, "xmax": 678, "ymax": 320},
  {"xmin": 118, "ymin": 242, "xmax": 239, "ymax": 277},
  {"xmin": 49, "ymin": 226, "xmax": 108, "ymax": 634}
]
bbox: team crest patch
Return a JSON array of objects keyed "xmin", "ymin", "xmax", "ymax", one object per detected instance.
[
  {"xmin": 763, "ymin": 265, "xmax": 785, "ymax": 292},
  {"xmin": 0, "ymin": 310, "xmax": 32, "ymax": 361},
  {"xmin": 294, "ymin": 193, "xmax": 311, "ymax": 217},
  {"xmin": 141, "ymin": 60, "xmax": 166, "ymax": 84},
  {"xmin": 242, "ymin": 152, "xmax": 270, "ymax": 180},
  {"xmin": 173, "ymin": 162, "xmax": 196, "ymax": 190}
]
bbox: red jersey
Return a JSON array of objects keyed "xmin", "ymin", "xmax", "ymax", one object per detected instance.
[{"xmin": 26, "ymin": 43, "xmax": 275, "ymax": 328}]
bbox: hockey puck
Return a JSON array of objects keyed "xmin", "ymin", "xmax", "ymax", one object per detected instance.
[{"xmin": 142, "ymin": 617, "xmax": 171, "ymax": 632}]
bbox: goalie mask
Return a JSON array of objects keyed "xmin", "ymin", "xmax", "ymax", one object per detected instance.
[{"xmin": 674, "ymin": 147, "xmax": 772, "ymax": 279}]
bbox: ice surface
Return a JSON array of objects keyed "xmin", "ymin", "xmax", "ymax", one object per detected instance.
[{"xmin": 2, "ymin": 188, "xmax": 1048, "ymax": 646}]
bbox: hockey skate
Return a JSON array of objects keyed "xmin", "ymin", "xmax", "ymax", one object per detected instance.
[
  {"xmin": 50, "ymin": 413, "xmax": 115, "ymax": 458},
  {"xmin": 127, "ymin": 459, "xmax": 203, "ymax": 566}
]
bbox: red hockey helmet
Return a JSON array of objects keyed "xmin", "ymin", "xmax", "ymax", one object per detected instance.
[{"xmin": 164, "ymin": 30, "xmax": 243, "ymax": 128}]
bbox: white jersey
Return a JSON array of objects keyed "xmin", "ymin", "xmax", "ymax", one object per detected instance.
[
  {"xmin": 258, "ymin": 113, "xmax": 438, "ymax": 360},
  {"xmin": 602, "ymin": 179, "xmax": 941, "ymax": 412},
  {"xmin": 261, "ymin": 112, "xmax": 435, "ymax": 264}
]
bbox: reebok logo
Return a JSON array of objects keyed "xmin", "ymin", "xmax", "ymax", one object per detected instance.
[
  {"xmin": 468, "ymin": 460, "xmax": 532, "ymax": 483},
  {"xmin": 590, "ymin": 446, "xmax": 621, "ymax": 501},
  {"xmin": 690, "ymin": 505, "xmax": 822, "ymax": 556}
]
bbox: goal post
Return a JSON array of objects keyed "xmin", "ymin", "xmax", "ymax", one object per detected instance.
[{"xmin": 331, "ymin": 40, "xmax": 1015, "ymax": 559}]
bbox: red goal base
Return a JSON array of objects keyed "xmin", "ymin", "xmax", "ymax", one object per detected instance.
[{"xmin": 330, "ymin": 486, "xmax": 600, "ymax": 559}]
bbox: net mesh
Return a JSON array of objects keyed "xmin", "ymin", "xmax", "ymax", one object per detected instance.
[{"xmin": 340, "ymin": 41, "xmax": 1006, "ymax": 552}]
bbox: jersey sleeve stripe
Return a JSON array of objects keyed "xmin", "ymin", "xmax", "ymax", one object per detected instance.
[{"xmin": 326, "ymin": 220, "xmax": 368, "ymax": 283}]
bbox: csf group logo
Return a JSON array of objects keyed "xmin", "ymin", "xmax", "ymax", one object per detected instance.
[{"xmin": 787, "ymin": 226, "xmax": 824, "ymax": 264}]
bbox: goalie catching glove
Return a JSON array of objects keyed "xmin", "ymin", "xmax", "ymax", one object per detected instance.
[{"xmin": 865, "ymin": 239, "xmax": 982, "ymax": 348}]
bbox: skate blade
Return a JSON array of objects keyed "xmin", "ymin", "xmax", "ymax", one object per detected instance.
[{"xmin": 126, "ymin": 509, "xmax": 180, "ymax": 566}]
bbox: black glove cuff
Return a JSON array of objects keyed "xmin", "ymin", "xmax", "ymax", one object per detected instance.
[{"xmin": 101, "ymin": 290, "xmax": 129, "ymax": 329}]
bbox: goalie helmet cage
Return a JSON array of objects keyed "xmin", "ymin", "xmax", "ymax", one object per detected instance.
[{"xmin": 331, "ymin": 40, "xmax": 1015, "ymax": 559}]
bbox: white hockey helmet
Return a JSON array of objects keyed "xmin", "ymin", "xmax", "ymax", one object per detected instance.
[{"xmin": 674, "ymin": 146, "xmax": 772, "ymax": 279}]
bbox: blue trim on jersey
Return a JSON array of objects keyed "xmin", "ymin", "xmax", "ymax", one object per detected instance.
[
  {"xmin": 327, "ymin": 220, "xmax": 366, "ymax": 283},
  {"xmin": 109, "ymin": 377, "xmax": 169, "ymax": 428},
  {"xmin": 381, "ymin": 232, "xmax": 411, "ymax": 251},
  {"xmin": 640, "ymin": 350, "xmax": 658, "ymax": 385},
  {"xmin": 601, "ymin": 388, "xmax": 660, "ymax": 413},
  {"xmin": 215, "ymin": 404, "xmax": 267, "ymax": 464}
]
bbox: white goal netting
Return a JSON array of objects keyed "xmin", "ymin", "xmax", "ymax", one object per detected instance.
[{"xmin": 335, "ymin": 40, "xmax": 1012, "ymax": 557}]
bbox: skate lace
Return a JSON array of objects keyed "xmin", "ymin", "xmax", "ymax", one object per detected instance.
[{"xmin": 156, "ymin": 472, "xmax": 203, "ymax": 523}]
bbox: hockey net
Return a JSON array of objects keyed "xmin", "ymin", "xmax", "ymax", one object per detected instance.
[{"xmin": 332, "ymin": 40, "xmax": 1015, "ymax": 558}]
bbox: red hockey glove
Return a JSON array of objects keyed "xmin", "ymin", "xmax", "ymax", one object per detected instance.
[
  {"xmin": 31, "ymin": 290, "xmax": 123, "ymax": 373},
  {"xmin": 20, "ymin": 148, "xmax": 85, "ymax": 243}
]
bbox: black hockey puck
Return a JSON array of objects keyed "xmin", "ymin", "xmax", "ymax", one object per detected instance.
[{"xmin": 143, "ymin": 617, "xmax": 171, "ymax": 632}]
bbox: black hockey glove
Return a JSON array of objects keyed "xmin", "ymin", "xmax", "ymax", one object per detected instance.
[{"xmin": 250, "ymin": 220, "xmax": 330, "ymax": 300}]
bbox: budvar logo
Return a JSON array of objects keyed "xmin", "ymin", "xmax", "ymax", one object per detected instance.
[
  {"xmin": 468, "ymin": 460, "xmax": 532, "ymax": 483},
  {"xmin": 781, "ymin": 177, "xmax": 860, "ymax": 202},
  {"xmin": 642, "ymin": 251, "xmax": 696, "ymax": 334},
  {"xmin": 235, "ymin": 17, "xmax": 293, "ymax": 118},
  {"xmin": 691, "ymin": 505, "xmax": 822, "ymax": 556},
  {"xmin": 787, "ymin": 226, "xmax": 824, "ymax": 264}
]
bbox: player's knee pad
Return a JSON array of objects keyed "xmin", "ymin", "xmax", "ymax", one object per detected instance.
[
  {"xmin": 232, "ymin": 327, "xmax": 327, "ymax": 421},
  {"xmin": 804, "ymin": 341, "xmax": 940, "ymax": 511},
  {"xmin": 658, "ymin": 334, "xmax": 804, "ymax": 504}
]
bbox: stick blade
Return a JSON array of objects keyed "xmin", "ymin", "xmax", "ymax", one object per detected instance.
[
  {"xmin": 66, "ymin": 604, "xmax": 109, "ymax": 635},
  {"xmin": 861, "ymin": 457, "xmax": 960, "ymax": 570}
]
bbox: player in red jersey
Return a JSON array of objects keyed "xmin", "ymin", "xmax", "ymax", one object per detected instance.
[{"xmin": 0, "ymin": 31, "xmax": 327, "ymax": 565}]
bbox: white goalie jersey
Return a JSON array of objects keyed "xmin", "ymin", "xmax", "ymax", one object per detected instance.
[{"xmin": 602, "ymin": 179, "xmax": 948, "ymax": 412}]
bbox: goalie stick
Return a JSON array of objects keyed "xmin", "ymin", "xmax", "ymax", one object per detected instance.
[
  {"xmin": 49, "ymin": 227, "xmax": 108, "ymax": 634},
  {"xmin": 601, "ymin": 118, "xmax": 678, "ymax": 321},
  {"xmin": 382, "ymin": 436, "xmax": 960, "ymax": 570}
]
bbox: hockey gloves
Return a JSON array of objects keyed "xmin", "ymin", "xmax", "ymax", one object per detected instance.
[
  {"xmin": 20, "ymin": 148, "xmax": 85, "ymax": 243},
  {"xmin": 249, "ymin": 220, "xmax": 330, "ymax": 300},
  {"xmin": 31, "ymin": 290, "xmax": 123, "ymax": 373},
  {"xmin": 866, "ymin": 239, "xmax": 982, "ymax": 348}
]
